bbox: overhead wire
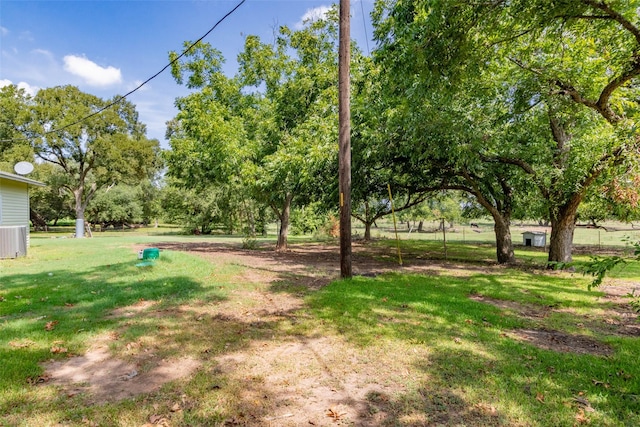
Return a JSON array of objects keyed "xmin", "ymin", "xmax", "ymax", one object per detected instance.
[
  {"xmin": 2, "ymin": 0, "xmax": 246, "ymax": 143},
  {"xmin": 359, "ymin": 0, "xmax": 371, "ymax": 55}
]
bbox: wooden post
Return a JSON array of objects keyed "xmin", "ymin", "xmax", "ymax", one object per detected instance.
[
  {"xmin": 388, "ymin": 184, "xmax": 403, "ymax": 266},
  {"xmin": 442, "ymin": 218, "xmax": 447, "ymax": 260},
  {"xmin": 339, "ymin": 0, "xmax": 352, "ymax": 278}
]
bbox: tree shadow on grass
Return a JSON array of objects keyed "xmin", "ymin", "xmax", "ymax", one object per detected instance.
[
  {"xmin": 5, "ymin": 240, "xmax": 636, "ymax": 425},
  {"xmin": 304, "ymin": 273, "xmax": 640, "ymax": 426},
  {"xmin": 0, "ymin": 258, "xmax": 227, "ymax": 390}
]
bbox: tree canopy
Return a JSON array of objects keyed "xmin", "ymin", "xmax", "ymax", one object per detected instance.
[
  {"xmin": 167, "ymin": 11, "xmax": 341, "ymax": 250},
  {"xmin": 372, "ymin": 0, "xmax": 640, "ymax": 263}
]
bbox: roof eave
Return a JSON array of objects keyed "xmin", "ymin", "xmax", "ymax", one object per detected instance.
[{"xmin": 0, "ymin": 171, "xmax": 46, "ymax": 187}]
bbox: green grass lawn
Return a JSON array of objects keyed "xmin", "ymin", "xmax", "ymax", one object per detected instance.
[
  {"xmin": 307, "ymin": 272, "xmax": 639, "ymax": 426},
  {"xmin": 1, "ymin": 233, "xmax": 638, "ymax": 426}
]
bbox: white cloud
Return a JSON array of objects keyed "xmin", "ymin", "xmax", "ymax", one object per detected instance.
[
  {"xmin": 1, "ymin": 26, "xmax": 8, "ymax": 36},
  {"xmin": 17, "ymin": 81, "xmax": 39, "ymax": 96},
  {"xmin": 63, "ymin": 54, "xmax": 122, "ymax": 87},
  {"xmin": 19, "ymin": 31, "xmax": 34, "ymax": 42},
  {"xmin": 295, "ymin": 6, "xmax": 331, "ymax": 29},
  {"xmin": 32, "ymin": 48, "xmax": 53, "ymax": 58},
  {"xmin": 0, "ymin": 79, "xmax": 38, "ymax": 95}
]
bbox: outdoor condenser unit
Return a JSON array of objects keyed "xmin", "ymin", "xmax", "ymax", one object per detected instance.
[{"xmin": 0, "ymin": 226, "xmax": 28, "ymax": 258}]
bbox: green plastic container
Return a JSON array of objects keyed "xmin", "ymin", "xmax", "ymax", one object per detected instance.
[{"xmin": 142, "ymin": 248, "xmax": 160, "ymax": 260}]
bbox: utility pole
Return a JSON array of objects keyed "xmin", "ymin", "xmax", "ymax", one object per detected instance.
[{"xmin": 339, "ymin": 0, "xmax": 352, "ymax": 278}]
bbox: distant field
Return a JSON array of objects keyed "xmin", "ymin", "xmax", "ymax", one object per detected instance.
[
  {"xmin": 360, "ymin": 220, "xmax": 640, "ymax": 249},
  {"xmin": 30, "ymin": 220, "xmax": 640, "ymax": 259}
]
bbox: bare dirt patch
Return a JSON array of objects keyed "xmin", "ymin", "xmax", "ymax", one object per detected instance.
[
  {"xmin": 469, "ymin": 295, "xmax": 553, "ymax": 320},
  {"xmin": 214, "ymin": 336, "xmax": 408, "ymax": 426},
  {"xmin": 42, "ymin": 335, "xmax": 200, "ymax": 403},
  {"xmin": 506, "ymin": 329, "xmax": 613, "ymax": 356},
  {"xmin": 470, "ymin": 288, "xmax": 638, "ymax": 355}
]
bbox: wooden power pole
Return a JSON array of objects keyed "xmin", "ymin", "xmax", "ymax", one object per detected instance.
[{"xmin": 339, "ymin": 0, "xmax": 352, "ymax": 278}]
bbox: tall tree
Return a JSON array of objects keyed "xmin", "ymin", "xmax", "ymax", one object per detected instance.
[
  {"xmin": 168, "ymin": 11, "xmax": 340, "ymax": 251},
  {"xmin": 372, "ymin": 0, "xmax": 640, "ymax": 264},
  {"xmin": 27, "ymin": 85, "xmax": 161, "ymax": 237},
  {"xmin": 0, "ymin": 84, "xmax": 33, "ymax": 170},
  {"xmin": 238, "ymin": 13, "xmax": 340, "ymax": 251}
]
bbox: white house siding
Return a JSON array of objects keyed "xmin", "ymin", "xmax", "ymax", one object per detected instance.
[
  {"xmin": 0, "ymin": 179, "xmax": 29, "ymax": 226},
  {"xmin": 0, "ymin": 178, "xmax": 31, "ymax": 246}
]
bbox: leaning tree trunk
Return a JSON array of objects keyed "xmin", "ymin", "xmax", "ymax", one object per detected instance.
[
  {"xmin": 276, "ymin": 193, "xmax": 293, "ymax": 251},
  {"xmin": 30, "ymin": 208, "xmax": 48, "ymax": 231},
  {"xmin": 458, "ymin": 178, "xmax": 515, "ymax": 264}
]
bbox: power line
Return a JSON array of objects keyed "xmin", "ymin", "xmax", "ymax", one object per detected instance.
[
  {"xmin": 359, "ymin": 0, "xmax": 371, "ymax": 55},
  {"xmin": 2, "ymin": 0, "xmax": 246, "ymax": 143}
]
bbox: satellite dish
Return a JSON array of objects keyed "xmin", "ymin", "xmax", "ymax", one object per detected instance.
[{"xmin": 14, "ymin": 161, "xmax": 34, "ymax": 175}]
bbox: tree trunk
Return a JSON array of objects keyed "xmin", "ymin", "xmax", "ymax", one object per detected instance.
[
  {"xmin": 276, "ymin": 194, "xmax": 293, "ymax": 251},
  {"xmin": 364, "ymin": 221, "xmax": 372, "ymax": 240},
  {"xmin": 74, "ymin": 188, "xmax": 85, "ymax": 238},
  {"xmin": 418, "ymin": 220, "xmax": 423, "ymax": 232},
  {"xmin": 546, "ymin": 115, "xmax": 579, "ymax": 266},
  {"xmin": 494, "ymin": 215, "xmax": 515, "ymax": 264},
  {"xmin": 363, "ymin": 201, "xmax": 372, "ymax": 241},
  {"xmin": 548, "ymin": 203, "xmax": 579, "ymax": 265},
  {"xmin": 30, "ymin": 208, "xmax": 48, "ymax": 231}
]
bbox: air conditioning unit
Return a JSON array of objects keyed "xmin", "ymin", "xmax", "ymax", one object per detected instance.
[{"xmin": 0, "ymin": 226, "xmax": 28, "ymax": 258}]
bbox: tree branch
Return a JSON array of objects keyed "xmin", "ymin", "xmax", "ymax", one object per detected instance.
[
  {"xmin": 595, "ymin": 56, "xmax": 640, "ymax": 123},
  {"xmin": 581, "ymin": 0, "xmax": 640, "ymax": 44},
  {"xmin": 556, "ymin": 14, "xmax": 613, "ymax": 21},
  {"xmin": 483, "ymin": 154, "xmax": 537, "ymax": 176}
]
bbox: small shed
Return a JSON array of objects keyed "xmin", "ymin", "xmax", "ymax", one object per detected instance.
[
  {"xmin": 0, "ymin": 170, "xmax": 45, "ymax": 258},
  {"xmin": 522, "ymin": 231, "xmax": 546, "ymax": 248}
]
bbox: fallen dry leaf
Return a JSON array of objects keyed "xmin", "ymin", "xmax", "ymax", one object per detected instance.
[
  {"xmin": 147, "ymin": 415, "xmax": 171, "ymax": 426},
  {"xmin": 81, "ymin": 417, "xmax": 98, "ymax": 427},
  {"xmin": 575, "ymin": 408, "xmax": 589, "ymax": 425},
  {"xmin": 573, "ymin": 396, "xmax": 595, "ymax": 412},
  {"xmin": 45, "ymin": 320, "xmax": 58, "ymax": 331},
  {"xmin": 474, "ymin": 402, "xmax": 497, "ymax": 415},
  {"xmin": 9, "ymin": 340, "xmax": 35, "ymax": 348},
  {"xmin": 50, "ymin": 345, "xmax": 68, "ymax": 354},
  {"xmin": 326, "ymin": 408, "xmax": 346, "ymax": 421},
  {"xmin": 592, "ymin": 379, "xmax": 610, "ymax": 388},
  {"xmin": 170, "ymin": 403, "xmax": 181, "ymax": 412},
  {"xmin": 27, "ymin": 374, "xmax": 50, "ymax": 385},
  {"xmin": 536, "ymin": 393, "xmax": 545, "ymax": 403}
]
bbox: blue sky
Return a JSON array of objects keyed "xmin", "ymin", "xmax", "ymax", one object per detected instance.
[{"xmin": 0, "ymin": 0, "xmax": 375, "ymax": 146}]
